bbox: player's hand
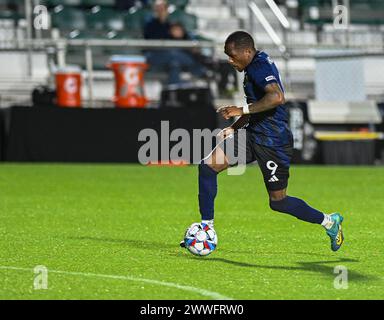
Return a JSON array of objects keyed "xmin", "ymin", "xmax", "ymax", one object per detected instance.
[
  {"xmin": 217, "ymin": 106, "xmax": 243, "ymax": 119},
  {"xmin": 217, "ymin": 126, "xmax": 235, "ymax": 140}
]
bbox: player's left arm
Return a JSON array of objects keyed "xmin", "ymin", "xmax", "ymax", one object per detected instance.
[{"xmin": 218, "ymin": 82, "xmax": 285, "ymax": 120}]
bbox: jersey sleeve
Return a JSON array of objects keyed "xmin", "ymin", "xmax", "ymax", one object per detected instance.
[{"xmin": 248, "ymin": 60, "xmax": 279, "ymax": 89}]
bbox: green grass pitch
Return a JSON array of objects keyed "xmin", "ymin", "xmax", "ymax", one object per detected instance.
[{"xmin": 0, "ymin": 164, "xmax": 383, "ymax": 300}]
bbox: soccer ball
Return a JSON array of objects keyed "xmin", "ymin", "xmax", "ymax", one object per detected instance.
[{"xmin": 183, "ymin": 223, "xmax": 218, "ymax": 256}]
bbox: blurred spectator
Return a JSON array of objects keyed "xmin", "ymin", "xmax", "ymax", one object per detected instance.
[
  {"xmin": 144, "ymin": 0, "xmax": 171, "ymax": 39},
  {"xmin": 115, "ymin": 0, "xmax": 149, "ymax": 10},
  {"xmin": 169, "ymin": 21, "xmax": 189, "ymax": 40},
  {"xmin": 143, "ymin": 0, "xmax": 207, "ymax": 85},
  {"xmin": 115, "ymin": 0, "xmax": 136, "ymax": 10}
]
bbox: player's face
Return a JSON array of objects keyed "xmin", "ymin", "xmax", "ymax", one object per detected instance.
[{"xmin": 224, "ymin": 44, "xmax": 252, "ymax": 72}]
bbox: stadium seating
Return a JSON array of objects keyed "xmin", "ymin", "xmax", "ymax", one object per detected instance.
[
  {"xmin": 86, "ymin": 6, "xmax": 125, "ymax": 32},
  {"xmin": 168, "ymin": 0, "xmax": 190, "ymax": 9},
  {"xmin": 1, "ymin": 0, "xmax": 380, "ymax": 103},
  {"xmin": 0, "ymin": 9, "xmax": 17, "ymax": 20},
  {"xmin": 45, "ymin": 1, "xmax": 198, "ymax": 39},
  {"xmin": 39, "ymin": 0, "xmax": 199, "ymax": 70},
  {"xmin": 146, "ymin": 0, "xmax": 190, "ymax": 9},
  {"xmin": 82, "ymin": 0, "xmax": 115, "ymax": 7},
  {"xmin": 0, "ymin": 0, "xmax": 23, "ymax": 20},
  {"xmin": 169, "ymin": 8, "xmax": 197, "ymax": 33},
  {"xmin": 299, "ymin": 0, "xmax": 384, "ymax": 25},
  {"xmin": 51, "ymin": 6, "xmax": 87, "ymax": 33},
  {"xmin": 42, "ymin": 0, "xmax": 115, "ymax": 7},
  {"xmin": 123, "ymin": 6, "xmax": 152, "ymax": 38},
  {"xmin": 0, "ymin": 0, "xmax": 198, "ymax": 41}
]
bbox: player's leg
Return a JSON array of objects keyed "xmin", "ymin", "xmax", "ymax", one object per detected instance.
[
  {"xmin": 198, "ymin": 145, "xmax": 229, "ymax": 227},
  {"xmin": 255, "ymin": 143, "xmax": 344, "ymax": 251},
  {"xmin": 181, "ymin": 130, "xmax": 252, "ymax": 248},
  {"xmin": 198, "ymin": 129, "xmax": 254, "ymax": 228},
  {"xmin": 268, "ymin": 188, "xmax": 326, "ymax": 225},
  {"xmin": 180, "ymin": 145, "xmax": 228, "ymax": 248},
  {"xmin": 268, "ymin": 188, "xmax": 344, "ymax": 252}
]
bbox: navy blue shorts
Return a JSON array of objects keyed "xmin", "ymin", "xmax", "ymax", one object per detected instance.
[{"xmin": 221, "ymin": 129, "xmax": 293, "ymax": 191}]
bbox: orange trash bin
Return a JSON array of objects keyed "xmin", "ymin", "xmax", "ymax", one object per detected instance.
[
  {"xmin": 55, "ymin": 66, "xmax": 82, "ymax": 107},
  {"xmin": 108, "ymin": 55, "xmax": 148, "ymax": 108}
]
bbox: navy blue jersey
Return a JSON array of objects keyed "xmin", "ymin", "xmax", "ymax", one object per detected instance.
[{"xmin": 243, "ymin": 51, "xmax": 292, "ymax": 147}]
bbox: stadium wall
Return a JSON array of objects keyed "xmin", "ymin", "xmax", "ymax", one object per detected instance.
[
  {"xmin": 0, "ymin": 103, "xmax": 383, "ymax": 165},
  {"xmin": 0, "ymin": 106, "xmax": 217, "ymax": 163},
  {"xmin": 0, "ymin": 108, "xmax": 5, "ymax": 161}
]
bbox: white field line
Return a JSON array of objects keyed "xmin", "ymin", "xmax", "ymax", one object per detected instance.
[{"xmin": 0, "ymin": 266, "xmax": 233, "ymax": 300}]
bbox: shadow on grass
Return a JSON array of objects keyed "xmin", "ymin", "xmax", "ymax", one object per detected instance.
[
  {"xmin": 68, "ymin": 236, "xmax": 177, "ymax": 251},
  {"xmin": 69, "ymin": 236, "xmax": 379, "ymax": 283},
  {"xmin": 189, "ymin": 256, "xmax": 379, "ymax": 282}
]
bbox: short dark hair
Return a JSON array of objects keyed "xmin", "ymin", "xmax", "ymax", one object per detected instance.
[{"xmin": 225, "ymin": 31, "xmax": 255, "ymax": 50}]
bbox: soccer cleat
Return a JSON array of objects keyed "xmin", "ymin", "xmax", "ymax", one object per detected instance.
[
  {"xmin": 179, "ymin": 240, "xmax": 186, "ymax": 248},
  {"xmin": 201, "ymin": 220, "xmax": 214, "ymax": 228},
  {"xmin": 326, "ymin": 213, "xmax": 344, "ymax": 251}
]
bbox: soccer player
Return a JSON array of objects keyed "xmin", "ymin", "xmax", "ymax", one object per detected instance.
[{"xmin": 181, "ymin": 31, "xmax": 344, "ymax": 252}]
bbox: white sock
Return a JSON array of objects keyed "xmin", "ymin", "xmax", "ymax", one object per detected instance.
[
  {"xmin": 202, "ymin": 219, "xmax": 214, "ymax": 228},
  {"xmin": 321, "ymin": 214, "xmax": 334, "ymax": 230}
]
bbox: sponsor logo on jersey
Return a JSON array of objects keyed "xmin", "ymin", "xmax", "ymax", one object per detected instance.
[{"xmin": 265, "ymin": 75, "xmax": 276, "ymax": 82}]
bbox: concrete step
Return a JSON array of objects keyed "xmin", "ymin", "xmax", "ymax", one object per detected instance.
[
  {"xmin": 186, "ymin": 6, "xmax": 232, "ymax": 19},
  {"xmin": 189, "ymin": 0, "xmax": 223, "ymax": 7},
  {"xmin": 237, "ymin": 7, "xmax": 287, "ymax": 26},
  {"xmin": 233, "ymin": 0, "xmax": 283, "ymax": 9},
  {"xmin": 0, "ymin": 78, "xmax": 47, "ymax": 91},
  {"xmin": 286, "ymin": 31, "xmax": 318, "ymax": 46},
  {"xmin": 197, "ymin": 17, "xmax": 240, "ymax": 31},
  {"xmin": 197, "ymin": 30, "xmax": 234, "ymax": 43}
]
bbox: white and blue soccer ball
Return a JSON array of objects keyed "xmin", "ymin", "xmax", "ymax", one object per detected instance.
[{"xmin": 184, "ymin": 223, "xmax": 217, "ymax": 256}]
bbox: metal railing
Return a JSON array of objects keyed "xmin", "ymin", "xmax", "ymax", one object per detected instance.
[
  {"xmin": 2, "ymin": 38, "xmax": 216, "ymax": 107},
  {"xmin": 247, "ymin": 0, "xmax": 292, "ymax": 91},
  {"xmin": 1, "ymin": 0, "xmax": 383, "ymax": 107}
]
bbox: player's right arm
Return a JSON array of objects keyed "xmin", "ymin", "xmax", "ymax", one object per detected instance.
[
  {"xmin": 218, "ymin": 114, "xmax": 250, "ymax": 139},
  {"xmin": 231, "ymin": 114, "xmax": 251, "ymax": 130}
]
